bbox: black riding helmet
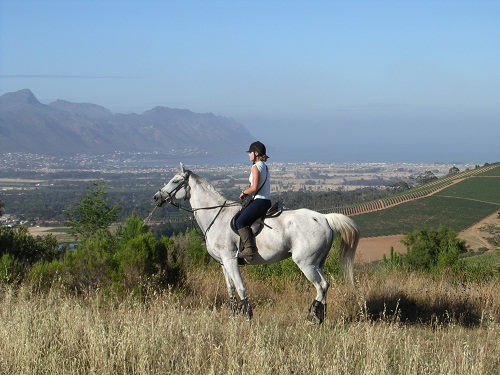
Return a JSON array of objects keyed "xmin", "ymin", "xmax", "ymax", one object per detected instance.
[{"xmin": 246, "ymin": 141, "xmax": 267, "ymax": 156}]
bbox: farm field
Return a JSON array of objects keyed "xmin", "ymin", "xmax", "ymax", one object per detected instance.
[
  {"xmin": 352, "ymin": 164, "xmax": 500, "ymax": 238},
  {"xmin": 354, "ymin": 195, "xmax": 499, "ymax": 237},
  {"xmin": 28, "ymin": 226, "xmax": 75, "ymax": 244}
]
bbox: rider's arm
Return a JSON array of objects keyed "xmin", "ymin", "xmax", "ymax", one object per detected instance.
[{"xmin": 240, "ymin": 164, "xmax": 260, "ymax": 197}]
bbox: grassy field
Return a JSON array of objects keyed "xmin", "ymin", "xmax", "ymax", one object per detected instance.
[
  {"xmin": 28, "ymin": 226, "xmax": 76, "ymax": 244},
  {"xmin": 1, "ymin": 265, "xmax": 498, "ymax": 375}
]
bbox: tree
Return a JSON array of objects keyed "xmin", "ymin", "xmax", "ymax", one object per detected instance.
[
  {"xmin": 0, "ymin": 198, "xmax": 4, "ymax": 217},
  {"xmin": 65, "ymin": 179, "xmax": 120, "ymax": 239}
]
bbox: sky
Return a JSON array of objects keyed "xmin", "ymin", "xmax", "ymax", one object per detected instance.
[{"xmin": 1, "ymin": 0, "xmax": 499, "ymax": 163}]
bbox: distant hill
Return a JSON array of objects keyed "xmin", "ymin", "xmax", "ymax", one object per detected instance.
[{"xmin": 0, "ymin": 89, "xmax": 254, "ymax": 157}]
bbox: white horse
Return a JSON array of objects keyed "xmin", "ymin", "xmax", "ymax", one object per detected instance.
[{"xmin": 153, "ymin": 163, "xmax": 360, "ymax": 323}]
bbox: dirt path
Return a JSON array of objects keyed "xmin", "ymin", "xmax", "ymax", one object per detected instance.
[{"xmin": 458, "ymin": 211, "xmax": 499, "ymax": 252}]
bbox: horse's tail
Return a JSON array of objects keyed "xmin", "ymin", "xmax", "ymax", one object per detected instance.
[{"xmin": 324, "ymin": 213, "xmax": 360, "ymax": 285}]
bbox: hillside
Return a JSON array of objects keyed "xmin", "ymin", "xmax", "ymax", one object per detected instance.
[
  {"xmin": 334, "ymin": 163, "xmax": 500, "ymax": 238},
  {"xmin": 0, "ymin": 89, "xmax": 253, "ymax": 157}
]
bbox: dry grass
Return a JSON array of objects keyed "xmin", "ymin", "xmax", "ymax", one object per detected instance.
[{"xmin": 0, "ymin": 267, "xmax": 499, "ymax": 375}]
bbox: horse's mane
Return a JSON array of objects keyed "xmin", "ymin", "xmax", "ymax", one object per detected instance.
[{"xmin": 189, "ymin": 171, "xmax": 229, "ymax": 201}]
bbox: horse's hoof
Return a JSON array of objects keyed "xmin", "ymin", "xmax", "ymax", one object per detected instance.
[
  {"xmin": 305, "ymin": 313, "xmax": 323, "ymax": 324},
  {"xmin": 241, "ymin": 299, "xmax": 253, "ymax": 321},
  {"xmin": 307, "ymin": 300, "xmax": 325, "ymax": 324},
  {"xmin": 242, "ymin": 304, "xmax": 253, "ymax": 321}
]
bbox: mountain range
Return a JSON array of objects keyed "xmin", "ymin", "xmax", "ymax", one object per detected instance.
[{"xmin": 0, "ymin": 89, "xmax": 254, "ymax": 157}]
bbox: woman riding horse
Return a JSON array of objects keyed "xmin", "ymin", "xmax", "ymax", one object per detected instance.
[
  {"xmin": 236, "ymin": 141, "xmax": 271, "ymax": 261},
  {"xmin": 153, "ymin": 162, "xmax": 360, "ymax": 323}
]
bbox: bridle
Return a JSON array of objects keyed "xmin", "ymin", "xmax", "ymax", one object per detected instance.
[
  {"xmin": 157, "ymin": 171, "xmax": 240, "ymax": 236},
  {"xmin": 157, "ymin": 171, "xmax": 191, "ymax": 207}
]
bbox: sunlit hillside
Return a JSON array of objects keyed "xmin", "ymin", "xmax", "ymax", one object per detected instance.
[{"xmin": 336, "ymin": 163, "xmax": 500, "ymax": 237}]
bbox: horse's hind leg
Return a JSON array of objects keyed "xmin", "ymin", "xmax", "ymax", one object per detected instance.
[{"xmin": 295, "ymin": 261, "xmax": 329, "ymax": 324}]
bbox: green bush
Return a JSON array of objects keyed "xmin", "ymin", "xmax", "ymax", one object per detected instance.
[
  {"xmin": 449, "ymin": 261, "xmax": 498, "ymax": 283},
  {"xmin": 452, "ymin": 251, "xmax": 500, "ymax": 283},
  {"xmin": 246, "ymin": 257, "xmax": 301, "ymax": 281},
  {"xmin": 64, "ymin": 179, "xmax": 120, "ymax": 239},
  {"xmin": 62, "ymin": 230, "xmax": 118, "ymax": 290},
  {"xmin": 164, "ymin": 229, "xmax": 208, "ymax": 266},
  {"xmin": 24, "ymin": 217, "xmax": 205, "ymax": 294},
  {"xmin": 116, "ymin": 213, "xmax": 150, "ymax": 245},
  {"xmin": 157, "ymin": 229, "xmax": 208, "ymax": 286},
  {"xmin": 115, "ymin": 232, "xmax": 160, "ymax": 291},
  {"xmin": 402, "ymin": 226, "xmax": 467, "ymax": 272},
  {"xmin": 324, "ymin": 237, "xmax": 342, "ymax": 278},
  {"xmin": 0, "ymin": 226, "xmax": 59, "ymax": 265}
]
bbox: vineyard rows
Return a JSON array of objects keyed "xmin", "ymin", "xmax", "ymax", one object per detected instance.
[{"xmin": 325, "ymin": 163, "xmax": 499, "ymax": 216}]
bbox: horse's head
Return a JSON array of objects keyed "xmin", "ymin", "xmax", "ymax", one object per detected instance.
[{"xmin": 153, "ymin": 163, "xmax": 191, "ymax": 207}]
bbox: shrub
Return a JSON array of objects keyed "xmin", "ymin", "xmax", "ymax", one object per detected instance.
[
  {"xmin": 452, "ymin": 251, "xmax": 500, "ymax": 283},
  {"xmin": 0, "ymin": 225, "xmax": 59, "ymax": 265},
  {"xmin": 165, "ymin": 229, "xmax": 208, "ymax": 266},
  {"xmin": 158, "ymin": 229, "xmax": 208, "ymax": 287},
  {"xmin": 246, "ymin": 257, "xmax": 301, "ymax": 281},
  {"xmin": 402, "ymin": 226, "xmax": 467, "ymax": 272},
  {"xmin": 62, "ymin": 230, "xmax": 118, "ymax": 291},
  {"xmin": 114, "ymin": 232, "xmax": 160, "ymax": 291},
  {"xmin": 116, "ymin": 213, "xmax": 150, "ymax": 246},
  {"xmin": 26, "ymin": 217, "xmax": 199, "ymax": 293},
  {"xmin": 324, "ymin": 237, "xmax": 342, "ymax": 278}
]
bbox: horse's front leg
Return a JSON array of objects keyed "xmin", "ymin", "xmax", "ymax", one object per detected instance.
[
  {"xmin": 221, "ymin": 264, "xmax": 238, "ymax": 316},
  {"xmin": 221, "ymin": 258, "xmax": 252, "ymax": 321}
]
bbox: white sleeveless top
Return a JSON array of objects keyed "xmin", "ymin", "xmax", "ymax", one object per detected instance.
[{"xmin": 250, "ymin": 161, "xmax": 270, "ymax": 200}]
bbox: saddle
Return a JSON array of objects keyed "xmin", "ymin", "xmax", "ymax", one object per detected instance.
[{"xmin": 230, "ymin": 201, "xmax": 283, "ymax": 236}]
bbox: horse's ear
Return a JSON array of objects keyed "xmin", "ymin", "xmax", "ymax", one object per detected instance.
[{"xmin": 180, "ymin": 162, "xmax": 185, "ymax": 173}]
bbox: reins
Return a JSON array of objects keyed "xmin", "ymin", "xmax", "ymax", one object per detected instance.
[
  {"xmin": 167, "ymin": 199, "xmax": 240, "ymax": 214},
  {"xmin": 166, "ymin": 199, "xmax": 240, "ymax": 240}
]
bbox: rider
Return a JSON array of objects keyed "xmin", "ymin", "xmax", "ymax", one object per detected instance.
[{"xmin": 236, "ymin": 141, "xmax": 271, "ymax": 261}]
